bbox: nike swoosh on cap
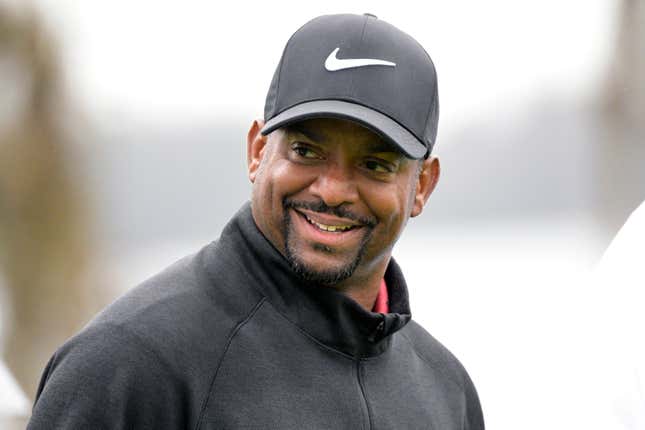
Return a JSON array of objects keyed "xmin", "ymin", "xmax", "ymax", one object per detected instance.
[{"xmin": 324, "ymin": 47, "xmax": 396, "ymax": 72}]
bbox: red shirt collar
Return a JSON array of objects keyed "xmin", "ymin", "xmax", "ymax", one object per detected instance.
[{"xmin": 372, "ymin": 279, "xmax": 389, "ymax": 313}]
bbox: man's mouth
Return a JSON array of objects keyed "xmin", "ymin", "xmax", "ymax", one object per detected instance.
[
  {"xmin": 301, "ymin": 213, "xmax": 359, "ymax": 233},
  {"xmin": 293, "ymin": 208, "xmax": 364, "ymax": 236}
]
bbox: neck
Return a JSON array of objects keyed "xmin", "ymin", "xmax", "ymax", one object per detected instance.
[{"xmin": 331, "ymin": 257, "xmax": 390, "ymax": 311}]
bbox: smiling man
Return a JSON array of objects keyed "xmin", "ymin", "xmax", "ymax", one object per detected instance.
[
  {"xmin": 29, "ymin": 14, "xmax": 484, "ymax": 429},
  {"xmin": 249, "ymin": 118, "xmax": 437, "ymax": 310}
]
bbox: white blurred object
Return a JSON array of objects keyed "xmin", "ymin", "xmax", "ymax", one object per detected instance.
[
  {"xmin": 592, "ymin": 200, "xmax": 645, "ymax": 430},
  {"xmin": 598, "ymin": 201, "xmax": 645, "ymax": 282},
  {"xmin": 0, "ymin": 272, "xmax": 30, "ymax": 424},
  {"xmin": 0, "ymin": 359, "xmax": 30, "ymax": 419}
]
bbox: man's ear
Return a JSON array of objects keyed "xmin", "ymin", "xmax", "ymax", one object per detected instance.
[
  {"xmin": 247, "ymin": 119, "xmax": 268, "ymax": 183},
  {"xmin": 410, "ymin": 156, "xmax": 440, "ymax": 218}
]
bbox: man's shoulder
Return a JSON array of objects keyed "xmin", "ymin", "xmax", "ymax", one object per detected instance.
[
  {"xmin": 398, "ymin": 320, "xmax": 475, "ymax": 392},
  {"xmin": 89, "ymin": 249, "xmax": 211, "ymax": 339},
  {"xmin": 94, "ymin": 249, "xmax": 212, "ymax": 327},
  {"xmin": 71, "ymin": 241, "xmax": 262, "ymax": 371},
  {"xmin": 30, "ymin": 241, "xmax": 266, "ymax": 428},
  {"xmin": 96, "ymin": 242, "xmax": 259, "ymax": 328}
]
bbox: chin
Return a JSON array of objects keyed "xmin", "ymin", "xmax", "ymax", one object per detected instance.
[{"xmin": 286, "ymin": 247, "xmax": 363, "ymax": 286}]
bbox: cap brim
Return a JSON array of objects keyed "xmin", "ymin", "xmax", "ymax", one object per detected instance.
[{"xmin": 260, "ymin": 100, "xmax": 427, "ymax": 159}]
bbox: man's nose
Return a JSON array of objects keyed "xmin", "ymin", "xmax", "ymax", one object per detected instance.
[{"xmin": 308, "ymin": 162, "xmax": 359, "ymax": 207}]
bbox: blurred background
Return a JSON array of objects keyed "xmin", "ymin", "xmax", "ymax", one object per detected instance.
[{"xmin": 1, "ymin": 0, "xmax": 643, "ymax": 428}]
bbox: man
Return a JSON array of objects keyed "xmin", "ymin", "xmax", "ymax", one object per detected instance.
[{"xmin": 28, "ymin": 14, "xmax": 484, "ymax": 429}]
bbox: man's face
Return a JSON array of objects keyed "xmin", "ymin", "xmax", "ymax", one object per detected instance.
[{"xmin": 248, "ymin": 117, "xmax": 438, "ymax": 286}]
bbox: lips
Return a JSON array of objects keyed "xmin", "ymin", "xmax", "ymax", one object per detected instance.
[
  {"xmin": 302, "ymin": 214, "xmax": 358, "ymax": 232},
  {"xmin": 290, "ymin": 208, "xmax": 366, "ymax": 247},
  {"xmin": 295, "ymin": 209, "xmax": 362, "ymax": 232}
]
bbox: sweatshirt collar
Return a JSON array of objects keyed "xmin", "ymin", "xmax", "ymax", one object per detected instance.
[{"xmin": 211, "ymin": 202, "xmax": 412, "ymax": 358}]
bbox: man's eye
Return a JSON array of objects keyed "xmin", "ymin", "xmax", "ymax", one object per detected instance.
[
  {"xmin": 292, "ymin": 145, "xmax": 319, "ymax": 159},
  {"xmin": 364, "ymin": 159, "xmax": 392, "ymax": 173}
]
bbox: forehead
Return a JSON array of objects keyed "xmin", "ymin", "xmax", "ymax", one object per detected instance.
[{"xmin": 283, "ymin": 118, "xmax": 402, "ymax": 154}]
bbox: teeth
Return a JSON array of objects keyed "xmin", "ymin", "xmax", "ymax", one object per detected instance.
[{"xmin": 305, "ymin": 216, "xmax": 354, "ymax": 232}]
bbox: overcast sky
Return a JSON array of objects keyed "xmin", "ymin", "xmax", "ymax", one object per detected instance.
[{"xmin": 15, "ymin": 0, "xmax": 619, "ymax": 131}]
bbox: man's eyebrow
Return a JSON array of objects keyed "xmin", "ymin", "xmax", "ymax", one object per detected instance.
[{"xmin": 285, "ymin": 124, "xmax": 326, "ymax": 143}]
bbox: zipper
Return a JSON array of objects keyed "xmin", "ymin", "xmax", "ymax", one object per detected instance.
[{"xmin": 356, "ymin": 360, "xmax": 373, "ymax": 430}]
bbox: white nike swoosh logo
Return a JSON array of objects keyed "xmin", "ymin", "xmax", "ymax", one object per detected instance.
[{"xmin": 324, "ymin": 47, "xmax": 396, "ymax": 72}]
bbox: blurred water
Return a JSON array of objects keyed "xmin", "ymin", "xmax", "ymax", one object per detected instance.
[
  {"xmin": 399, "ymin": 218, "xmax": 600, "ymax": 430},
  {"xmin": 78, "ymin": 92, "xmax": 602, "ymax": 259}
]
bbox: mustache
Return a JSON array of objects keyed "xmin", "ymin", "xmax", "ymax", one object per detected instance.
[{"xmin": 283, "ymin": 198, "xmax": 378, "ymax": 228}]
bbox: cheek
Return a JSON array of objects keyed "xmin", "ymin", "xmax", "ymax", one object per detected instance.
[
  {"xmin": 256, "ymin": 159, "xmax": 318, "ymax": 207},
  {"xmin": 360, "ymin": 182, "xmax": 409, "ymax": 227},
  {"xmin": 273, "ymin": 161, "xmax": 314, "ymax": 195}
]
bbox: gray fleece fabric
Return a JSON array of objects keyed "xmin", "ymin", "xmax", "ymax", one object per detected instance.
[{"xmin": 28, "ymin": 203, "xmax": 484, "ymax": 429}]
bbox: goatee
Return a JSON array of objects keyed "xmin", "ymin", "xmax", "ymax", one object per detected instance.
[{"xmin": 282, "ymin": 198, "xmax": 376, "ymax": 285}]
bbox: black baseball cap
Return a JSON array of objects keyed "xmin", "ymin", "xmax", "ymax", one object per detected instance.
[{"xmin": 261, "ymin": 13, "xmax": 439, "ymax": 159}]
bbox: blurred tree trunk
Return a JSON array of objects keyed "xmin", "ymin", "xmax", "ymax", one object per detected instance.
[
  {"xmin": 0, "ymin": 7, "xmax": 93, "ymax": 402},
  {"xmin": 596, "ymin": 0, "xmax": 645, "ymax": 240}
]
